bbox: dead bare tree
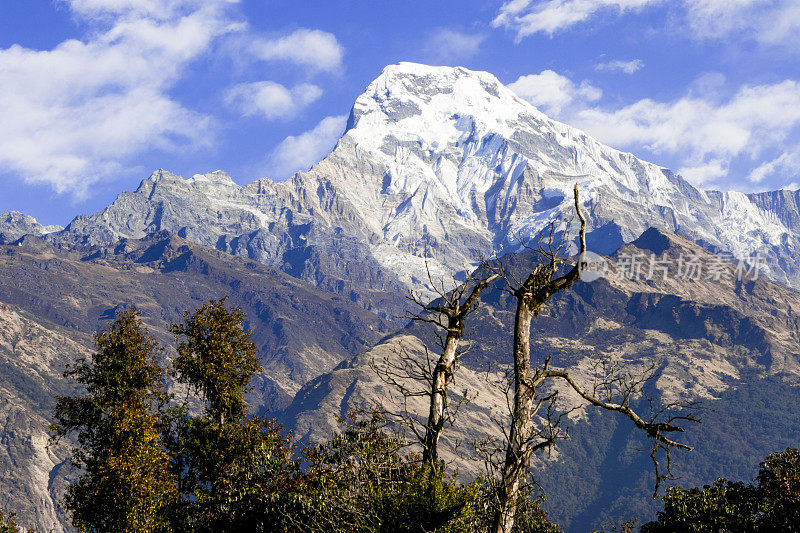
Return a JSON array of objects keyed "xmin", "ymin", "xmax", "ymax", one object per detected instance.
[
  {"xmin": 371, "ymin": 260, "xmax": 498, "ymax": 468},
  {"xmin": 487, "ymin": 184, "xmax": 699, "ymax": 533}
]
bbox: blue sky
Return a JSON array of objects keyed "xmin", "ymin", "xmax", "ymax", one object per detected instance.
[{"xmin": 2, "ymin": 0, "xmax": 800, "ymax": 226}]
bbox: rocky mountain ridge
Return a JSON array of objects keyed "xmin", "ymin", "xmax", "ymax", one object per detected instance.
[
  {"xmin": 279, "ymin": 227, "xmax": 800, "ymax": 530},
  {"xmin": 2, "ymin": 61, "xmax": 800, "ymax": 531},
  {"xmin": 0, "ymin": 212, "xmax": 62, "ymax": 244},
  {"xmin": 2, "ymin": 62, "xmax": 792, "ymax": 318},
  {"xmin": 0, "ymin": 232, "xmax": 395, "ymax": 532}
]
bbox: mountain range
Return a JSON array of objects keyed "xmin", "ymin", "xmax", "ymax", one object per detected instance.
[
  {"xmin": 0, "ymin": 232, "xmax": 393, "ymax": 532},
  {"xmin": 1, "ymin": 62, "xmax": 799, "ymax": 531},
  {"xmin": 282, "ymin": 228, "xmax": 800, "ymax": 528}
]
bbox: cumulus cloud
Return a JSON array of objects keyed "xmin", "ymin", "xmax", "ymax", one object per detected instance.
[
  {"xmin": 425, "ymin": 29, "xmax": 486, "ymax": 62},
  {"xmin": 0, "ymin": 0, "xmax": 240, "ymax": 197},
  {"xmin": 250, "ymin": 28, "xmax": 344, "ymax": 72},
  {"xmin": 225, "ymin": 82, "xmax": 322, "ymax": 120},
  {"xmin": 508, "ymin": 70, "xmax": 601, "ymax": 115},
  {"xmin": 683, "ymin": 0, "xmax": 800, "ymax": 45},
  {"xmin": 492, "ymin": 0, "xmax": 657, "ymax": 39},
  {"xmin": 571, "ymin": 79, "xmax": 800, "ymax": 186},
  {"xmin": 3, "ymin": 1, "xmax": 346, "ymax": 198},
  {"xmin": 576, "ymin": 81, "xmax": 800, "ymax": 159},
  {"xmin": 265, "ymin": 115, "xmax": 348, "ymax": 179},
  {"xmin": 506, "ymin": 68, "xmax": 800, "ymax": 187},
  {"xmin": 678, "ymin": 160, "xmax": 729, "ymax": 185},
  {"xmin": 748, "ymin": 152, "xmax": 800, "ymax": 184},
  {"xmin": 493, "ymin": 0, "xmax": 800, "ymax": 47},
  {"xmin": 595, "ymin": 58, "xmax": 644, "ymax": 74}
]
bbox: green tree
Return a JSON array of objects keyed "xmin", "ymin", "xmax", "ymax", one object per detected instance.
[
  {"xmin": 373, "ymin": 462, "xmax": 481, "ymax": 533},
  {"xmin": 300, "ymin": 410, "xmax": 486, "ymax": 533},
  {"xmin": 642, "ymin": 448, "xmax": 800, "ymax": 531},
  {"xmin": 294, "ymin": 410, "xmax": 561, "ymax": 533},
  {"xmin": 171, "ymin": 297, "xmax": 260, "ymax": 425},
  {"xmin": 169, "ymin": 298, "xmax": 291, "ymax": 532},
  {"xmin": 49, "ymin": 298, "xmax": 565, "ymax": 533},
  {"xmin": 203, "ymin": 416, "xmax": 308, "ymax": 531},
  {"xmin": 641, "ymin": 480, "xmax": 761, "ymax": 532},
  {"xmin": 163, "ymin": 298, "xmax": 561, "ymax": 533},
  {"xmin": 51, "ymin": 308, "xmax": 175, "ymax": 533},
  {"xmin": 757, "ymin": 448, "xmax": 800, "ymax": 529}
]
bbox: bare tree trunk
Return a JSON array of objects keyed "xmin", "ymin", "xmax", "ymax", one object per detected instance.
[
  {"xmin": 494, "ymin": 301, "xmax": 536, "ymax": 533},
  {"xmin": 488, "ymin": 185, "xmax": 696, "ymax": 532},
  {"xmin": 374, "ymin": 268, "xmax": 496, "ymax": 468},
  {"xmin": 422, "ymin": 333, "xmax": 459, "ymax": 465},
  {"xmin": 492, "ymin": 184, "xmax": 587, "ymax": 533},
  {"xmin": 419, "ymin": 274, "xmax": 496, "ymax": 466}
]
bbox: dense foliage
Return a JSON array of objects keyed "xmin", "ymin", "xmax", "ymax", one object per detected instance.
[
  {"xmin": 51, "ymin": 309, "xmax": 175, "ymax": 533},
  {"xmin": 53, "ymin": 300, "xmax": 559, "ymax": 532},
  {"xmin": 171, "ymin": 300, "xmax": 260, "ymax": 425},
  {"xmin": 166, "ymin": 298, "xmax": 271, "ymax": 531},
  {"xmin": 53, "ymin": 299, "xmax": 799, "ymax": 532},
  {"xmin": 642, "ymin": 448, "xmax": 800, "ymax": 531}
]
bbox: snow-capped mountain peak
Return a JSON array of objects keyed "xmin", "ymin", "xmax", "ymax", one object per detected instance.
[
  {"xmin": 331, "ymin": 63, "xmax": 706, "ymax": 255},
  {"xmin": 54, "ymin": 63, "xmax": 800, "ymax": 311}
]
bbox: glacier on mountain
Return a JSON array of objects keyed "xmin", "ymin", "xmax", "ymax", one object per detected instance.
[{"xmin": 40, "ymin": 62, "xmax": 800, "ymax": 312}]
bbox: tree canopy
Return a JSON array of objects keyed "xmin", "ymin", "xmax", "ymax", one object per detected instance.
[
  {"xmin": 51, "ymin": 308, "xmax": 175, "ymax": 533},
  {"xmin": 643, "ymin": 448, "xmax": 800, "ymax": 531}
]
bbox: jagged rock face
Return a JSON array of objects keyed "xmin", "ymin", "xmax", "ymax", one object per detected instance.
[
  {"xmin": 284, "ymin": 228, "xmax": 800, "ymax": 443},
  {"xmin": 0, "ymin": 212, "xmax": 62, "ymax": 244},
  {"xmin": 59, "ymin": 170, "xmax": 410, "ymax": 319},
  {"xmin": 55, "ymin": 64, "xmax": 800, "ymax": 314},
  {"xmin": 276, "ymin": 63, "xmax": 799, "ymax": 291},
  {"xmin": 5, "ymin": 62, "xmax": 800, "ymax": 531},
  {"xmin": 746, "ymin": 188, "xmax": 800, "ymax": 231},
  {"xmin": 0, "ymin": 303, "xmax": 86, "ymax": 533},
  {"xmin": 280, "ymin": 228, "xmax": 800, "ymax": 530}
]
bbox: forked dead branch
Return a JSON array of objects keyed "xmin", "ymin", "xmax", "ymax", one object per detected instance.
[
  {"xmin": 372, "ymin": 254, "xmax": 499, "ymax": 468},
  {"xmin": 370, "ymin": 184, "xmax": 699, "ymax": 533},
  {"xmin": 485, "ymin": 184, "xmax": 699, "ymax": 533}
]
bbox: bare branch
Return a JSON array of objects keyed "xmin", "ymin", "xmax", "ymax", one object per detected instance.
[{"xmin": 545, "ymin": 370, "xmax": 694, "ymax": 450}]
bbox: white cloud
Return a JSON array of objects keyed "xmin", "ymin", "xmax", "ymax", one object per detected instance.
[
  {"xmin": 571, "ymin": 80, "xmax": 800, "ymax": 186},
  {"xmin": 595, "ymin": 58, "xmax": 644, "ymax": 74},
  {"xmin": 425, "ymin": 29, "xmax": 486, "ymax": 62},
  {"xmin": 678, "ymin": 160, "xmax": 728, "ymax": 185},
  {"xmin": 3, "ymin": 3, "xmax": 343, "ymax": 198},
  {"xmin": 575, "ymin": 81, "xmax": 800, "ymax": 159},
  {"xmin": 64, "ymin": 0, "xmax": 237, "ymax": 20},
  {"xmin": 493, "ymin": 0, "xmax": 800, "ymax": 47},
  {"xmin": 506, "ymin": 68, "xmax": 800, "ymax": 187},
  {"xmin": 492, "ymin": 0, "xmax": 658, "ymax": 39},
  {"xmin": 748, "ymin": 152, "xmax": 800, "ymax": 184},
  {"xmin": 0, "ymin": 1, "xmax": 240, "ymax": 197},
  {"xmin": 508, "ymin": 70, "xmax": 601, "ymax": 115},
  {"xmin": 225, "ymin": 82, "xmax": 322, "ymax": 120},
  {"xmin": 250, "ymin": 28, "xmax": 344, "ymax": 72},
  {"xmin": 265, "ymin": 115, "xmax": 348, "ymax": 179},
  {"xmin": 683, "ymin": 0, "xmax": 800, "ymax": 45}
]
